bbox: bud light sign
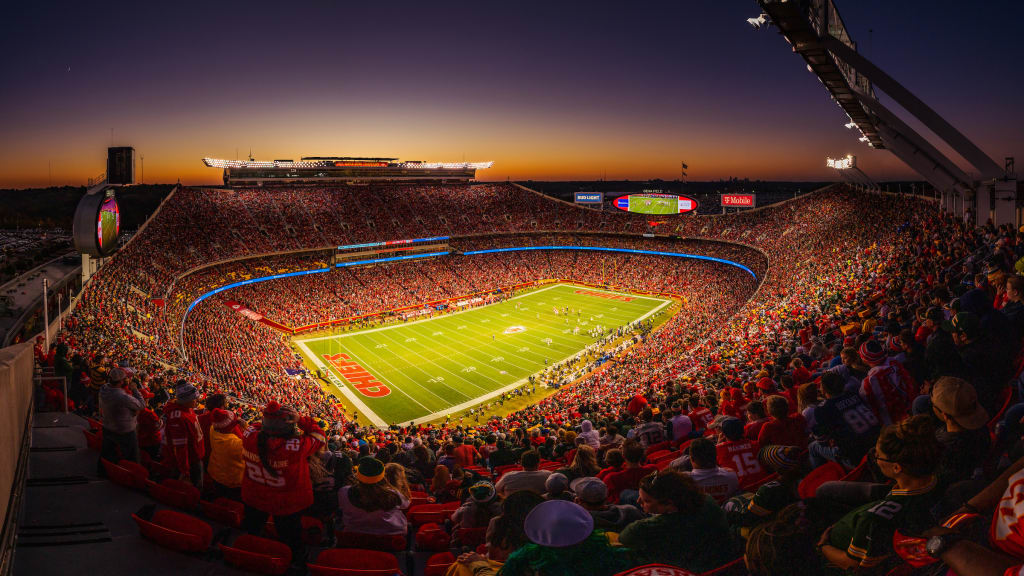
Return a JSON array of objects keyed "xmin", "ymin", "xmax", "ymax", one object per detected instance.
[{"xmin": 574, "ymin": 192, "xmax": 604, "ymax": 204}]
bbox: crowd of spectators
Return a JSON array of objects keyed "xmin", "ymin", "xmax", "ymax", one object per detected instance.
[{"xmin": 47, "ymin": 181, "xmax": 1024, "ymax": 574}]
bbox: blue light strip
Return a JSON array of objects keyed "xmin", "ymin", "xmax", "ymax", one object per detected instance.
[
  {"xmin": 186, "ymin": 267, "xmax": 332, "ymax": 315},
  {"xmin": 185, "ymin": 251, "xmax": 451, "ymax": 316},
  {"xmin": 462, "ymin": 246, "xmax": 756, "ymax": 278}
]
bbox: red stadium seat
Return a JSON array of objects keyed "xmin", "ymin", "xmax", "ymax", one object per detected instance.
[
  {"xmin": 645, "ymin": 450, "xmax": 671, "ymax": 463},
  {"xmin": 83, "ymin": 428, "xmax": 102, "ymax": 451},
  {"xmin": 308, "ymin": 548, "xmax": 403, "ymax": 576},
  {"xmin": 200, "ymin": 497, "xmax": 244, "ymax": 527},
  {"xmin": 493, "ymin": 464, "xmax": 522, "ymax": 477},
  {"xmin": 414, "ymin": 522, "xmax": 451, "ymax": 552},
  {"xmin": 220, "ymin": 534, "xmax": 292, "ymax": 575},
  {"xmin": 454, "ymin": 527, "xmax": 487, "ymax": 549},
  {"xmin": 425, "ymin": 552, "xmax": 456, "ymax": 576},
  {"xmin": 103, "ymin": 458, "xmax": 149, "ymax": 490},
  {"xmin": 133, "ymin": 509, "xmax": 212, "ymax": 553},
  {"xmin": 334, "ymin": 531, "xmax": 407, "ymax": 552},
  {"xmin": 408, "ymin": 504, "xmax": 448, "ymax": 527},
  {"xmin": 798, "ymin": 461, "xmax": 847, "ymax": 500},
  {"xmin": 840, "ymin": 454, "xmax": 870, "ymax": 483},
  {"xmin": 644, "ymin": 441, "xmax": 672, "ymax": 457},
  {"xmin": 147, "ymin": 478, "xmax": 201, "ymax": 511}
]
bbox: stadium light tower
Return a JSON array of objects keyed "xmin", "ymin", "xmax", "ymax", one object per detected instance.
[{"xmin": 826, "ymin": 155, "xmax": 878, "ymax": 192}]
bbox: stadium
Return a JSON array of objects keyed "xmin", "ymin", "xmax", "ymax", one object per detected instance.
[{"xmin": 3, "ymin": 2, "xmax": 1024, "ymax": 576}]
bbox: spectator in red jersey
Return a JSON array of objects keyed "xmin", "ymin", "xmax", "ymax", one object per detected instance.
[
  {"xmin": 756, "ymin": 395, "xmax": 808, "ymax": 450},
  {"xmin": 720, "ymin": 388, "xmax": 744, "ymax": 419},
  {"xmin": 715, "ymin": 418, "xmax": 766, "ymax": 488},
  {"xmin": 627, "ymin": 394, "xmax": 648, "ymax": 417},
  {"xmin": 136, "ymin": 393, "xmax": 164, "ymax": 462},
  {"xmin": 161, "ymin": 381, "xmax": 205, "ymax": 487},
  {"xmin": 241, "ymin": 401, "xmax": 325, "ymax": 563},
  {"xmin": 744, "ymin": 400, "xmax": 769, "ymax": 441},
  {"xmin": 790, "ymin": 358, "xmax": 813, "ymax": 387},
  {"xmin": 689, "ymin": 400, "xmax": 715, "ymax": 432},
  {"xmin": 858, "ymin": 339, "xmax": 917, "ymax": 426},
  {"xmin": 453, "ymin": 436, "xmax": 479, "ymax": 468},
  {"xmin": 596, "ymin": 448, "xmax": 624, "ymax": 481},
  {"xmin": 604, "ymin": 440, "xmax": 657, "ymax": 504}
]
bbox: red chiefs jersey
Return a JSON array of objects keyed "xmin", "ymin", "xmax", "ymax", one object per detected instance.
[
  {"xmin": 162, "ymin": 401, "xmax": 204, "ymax": 476},
  {"xmin": 689, "ymin": 408, "xmax": 714, "ymax": 430},
  {"xmin": 991, "ymin": 466, "xmax": 1024, "ymax": 558},
  {"xmin": 241, "ymin": 417, "xmax": 325, "ymax": 516},
  {"xmin": 860, "ymin": 360, "xmax": 917, "ymax": 426},
  {"xmin": 716, "ymin": 439, "xmax": 767, "ymax": 486},
  {"xmin": 137, "ymin": 408, "xmax": 163, "ymax": 448}
]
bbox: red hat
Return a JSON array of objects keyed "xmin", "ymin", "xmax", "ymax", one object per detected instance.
[
  {"xmin": 211, "ymin": 408, "xmax": 237, "ymax": 432},
  {"xmin": 859, "ymin": 340, "xmax": 887, "ymax": 366},
  {"xmin": 263, "ymin": 401, "xmax": 285, "ymax": 420}
]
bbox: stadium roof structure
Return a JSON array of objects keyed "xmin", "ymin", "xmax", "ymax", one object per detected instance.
[
  {"xmin": 755, "ymin": 0, "xmax": 1006, "ymax": 200},
  {"xmin": 201, "ymin": 157, "xmax": 493, "ymax": 170}
]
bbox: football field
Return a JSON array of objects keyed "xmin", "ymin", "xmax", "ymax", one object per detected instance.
[
  {"xmin": 295, "ymin": 283, "xmax": 672, "ymax": 426},
  {"xmin": 631, "ymin": 196, "xmax": 679, "ymax": 214}
]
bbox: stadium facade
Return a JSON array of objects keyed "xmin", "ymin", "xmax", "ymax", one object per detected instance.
[{"xmin": 202, "ymin": 156, "xmax": 493, "ymax": 186}]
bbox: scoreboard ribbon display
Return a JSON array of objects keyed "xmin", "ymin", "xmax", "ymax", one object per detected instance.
[{"xmin": 613, "ymin": 194, "xmax": 697, "ymax": 215}]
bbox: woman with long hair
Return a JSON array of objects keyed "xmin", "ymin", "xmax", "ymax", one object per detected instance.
[
  {"xmin": 556, "ymin": 445, "xmax": 600, "ymax": 482},
  {"xmin": 485, "ymin": 490, "xmax": 545, "ymax": 562},
  {"xmin": 384, "ymin": 462, "xmax": 411, "ymax": 502},
  {"xmin": 337, "ymin": 457, "xmax": 409, "ymax": 535}
]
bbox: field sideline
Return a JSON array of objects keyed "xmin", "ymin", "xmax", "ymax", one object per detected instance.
[{"xmin": 294, "ymin": 283, "xmax": 672, "ymax": 426}]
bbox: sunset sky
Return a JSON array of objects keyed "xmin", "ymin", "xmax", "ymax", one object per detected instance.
[{"xmin": 1, "ymin": 1, "xmax": 1021, "ymax": 188}]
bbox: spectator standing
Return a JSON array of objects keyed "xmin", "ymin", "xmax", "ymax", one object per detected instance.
[
  {"xmin": 98, "ymin": 367, "xmax": 144, "ymax": 469},
  {"xmin": 162, "ymin": 381, "xmax": 205, "ymax": 487},
  {"xmin": 207, "ymin": 408, "xmax": 245, "ymax": 499},
  {"xmin": 241, "ymin": 402, "xmax": 325, "ymax": 562}
]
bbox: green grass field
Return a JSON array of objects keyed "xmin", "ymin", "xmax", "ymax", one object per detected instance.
[
  {"xmin": 630, "ymin": 196, "xmax": 678, "ymax": 215},
  {"xmin": 295, "ymin": 283, "xmax": 671, "ymax": 426}
]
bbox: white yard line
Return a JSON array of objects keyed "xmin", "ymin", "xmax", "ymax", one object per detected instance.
[
  {"xmin": 296, "ymin": 284, "xmax": 561, "ymax": 343},
  {"xmin": 338, "ymin": 335, "xmax": 457, "ymax": 410},
  {"xmin": 296, "ymin": 283, "xmax": 675, "ymax": 427}
]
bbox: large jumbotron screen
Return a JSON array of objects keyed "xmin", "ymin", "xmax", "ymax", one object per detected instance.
[
  {"xmin": 98, "ymin": 196, "xmax": 120, "ymax": 252},
  {"xmin": 614, "ymin": 193, "xmax": 697, "ymax": 214}
]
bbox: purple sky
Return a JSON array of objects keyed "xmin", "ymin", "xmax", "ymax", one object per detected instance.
[{"xmin": 0, "ymin": 1, "xmax": 1020, "ymax": 186}]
